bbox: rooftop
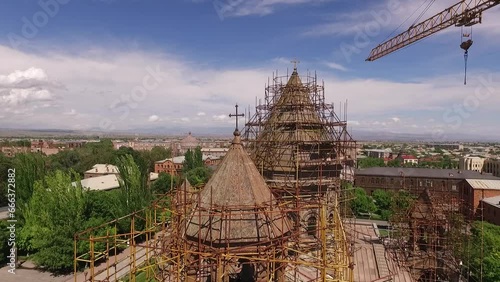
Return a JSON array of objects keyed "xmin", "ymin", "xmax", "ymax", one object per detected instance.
[
  {"xmin": 482, "ymin": 195, "xmax": 500, "ymax": 207},
  {"xmin": 85, "ymin": 164, "xmax": 119, "ymax": 174},
  {"xmin": 401, "ymin": 155, "xmax": 417, "ymax": 160},
  {"xmin": 465, "ymin": 179, "xmax": 500, "ymax": 190},
  {"xmin": 365, "ymin": 148, "xmax": 392, "ymax": 153},
  {"xmin": 78, "ymin": 174, "xmax": 120, "ymax": 191},
  {"xmin": 180, "ymin": 132, "xmax": 199, "ymax": 147},
  {"xmin": 184, "ymin": 130, "xmax": 291, "ymax": 247},
  {"xmin": 356, "ymin": 167, "xmax": 500, "ymax": 180},
  {"xmin": 155, "ymin": 154, "xmax": 219, "ymax": 164}
]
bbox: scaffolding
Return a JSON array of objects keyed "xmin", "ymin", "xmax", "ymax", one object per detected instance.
[
  {"xmin": 74, "ymin": 172, "xmax": 353, "ymax": 282},
  {"xmin": 242, "ymin": 67, "xmax": 357, "ymax": 280},
  {"xmin": 73, "ymin": 67, "xmax": 356, "ymax": 282},
  {"xmin": 243, "ymin": 67, "xmax": 356, "ymax": 208},
  {"xmin": 386, "ymin": 188, "xmax": 471, "ymax": 282}
]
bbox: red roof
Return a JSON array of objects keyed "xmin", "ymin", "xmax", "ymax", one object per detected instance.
[{"xmin": 401, "ymin": 155, "xmax": 417, "ymax": 160}]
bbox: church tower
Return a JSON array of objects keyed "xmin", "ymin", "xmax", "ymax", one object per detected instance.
[{"xmin": 243, "ymin": 65, "xmax": 356, "ymax": 241}]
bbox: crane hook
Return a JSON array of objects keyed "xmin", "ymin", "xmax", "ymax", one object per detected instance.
[{"xmin": 460, "ymin": 39, "xmax": 473, "ymax": 85}]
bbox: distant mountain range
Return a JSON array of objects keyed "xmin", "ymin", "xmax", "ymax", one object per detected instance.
[{"xmin": 0, "ymin": 126, "xmax": 498, "ymax": 142}]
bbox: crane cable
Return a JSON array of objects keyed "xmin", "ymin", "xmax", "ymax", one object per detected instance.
[
  {"xmin": 411, "ymin": 0, "xmax": 437, "ymax": 27},
  {"xmin": 380, "ymin": 0, "xmax": 433, "ymax": 44},
  {"xmin": 461, "ymin": 26, "xmax": 473, "ymax": 85}
]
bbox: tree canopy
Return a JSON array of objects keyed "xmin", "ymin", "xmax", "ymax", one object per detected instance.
[
  {"xmin": 350, "ymin": 188, "xmax": 377, "ymax": 216},
  {"xmin": 151, "ymin": 172, "xmax": 179, "ymax": 195},
  {"xmin": 467, "ymin": 221, "xmax": 500, "ymax": 282},
  {"xmin": 20, "ymin": 171, "xmax": 87, "ymax": 271},
  {"xmin": 357, "ymin": 157, "xmax": 385, "ymax": 168}
]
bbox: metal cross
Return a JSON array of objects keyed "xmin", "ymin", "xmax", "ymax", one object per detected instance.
[
  {"xmin": 229, "ymin": 104, "xmax": 244, "ymax": 131},
  {"xmin": 291, "ymin": 58, "xmax": 300, "ymax": 70}
]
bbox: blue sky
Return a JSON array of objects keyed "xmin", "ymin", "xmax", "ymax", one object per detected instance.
[{"xmin": 0, "ymin": 0, "xmax": 499, "ymax": 140}]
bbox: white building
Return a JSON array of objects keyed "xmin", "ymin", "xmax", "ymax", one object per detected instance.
[
  {"xmin": 84, "ymin": 164, "xmax": 120, "ymax": 179},
  {"xmin": 459, "ymin": 156, "xmax": 484, "ymax": 172},
  {"xmin": 77, "ymin": 174, "xmax": 121, "ymax": 191},
  {"xmin": 201, "ymin": 148, "xmax": 229, "ymax": 158}
]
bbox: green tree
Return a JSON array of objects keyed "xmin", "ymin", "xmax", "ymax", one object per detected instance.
[
  {"xmin": 350, "ymin": 188, "xmax": 376, "ymax": 217},
  {"xmin": 48, "ymin": 150, "xmax": 82, "ymax": 172},
  {"xmin": 0, "ymin": 154, "xmax": 13, "ymax": 206},
  {"xmin": 386, "ymin": 159, "xmax": 401, "ymax": 167},
  {"xmin": 150, "ymin": 146, "xmax": 172, "ymax": 162},
  {"xmin": 183, "ymin": 147, "xmax": 204, "ymax": 172},
  {"xmin": 358, "ymin": 157, "xmax": 385, "ymax": 168},
  {"xmin": 20, "ymin": 171, "xmax": 88, "ymax": 272},
  {"xmin": 372, "ymin": 189, "xmax": 393, "ymax": 220},
  {"xmin": 13, "ymin": 153, "xmax": 46, "ymax": 217},
  {"xmin": 467, "ymin": 221, "xmax": 500, "ymax": 282},
  {"xmin": 151, "ymin": 172, "xmax": 178, "ymax": 195},
  {"xmin": 84, "ymin": 190, "xmax": 122, "ymax": 222},
  {"xmin": 193, "ymin": 146, "xmax": 203, "ymax": 168},
  {"xmin": 390, "ymin": 190, "xmax": 415, "ymax": 217},
  {"xmin": 183, "ymin": 149, "xmax": 195, "ymax": 172},
  {"xmin": 114, "ymin": 147, "xmax": 151, "ymax": 186},
  {"xmin": 185, "ymin": 166, "xmax": 211, "ymax": 186},
  {"xmin": 115, "ymin": 154, "xmax": 151, "ymax": 215}
]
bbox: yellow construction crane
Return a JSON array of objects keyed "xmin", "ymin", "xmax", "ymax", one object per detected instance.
[{"xmin": 366, "ymin": 0, "xmax": 500, "ymax": 62}]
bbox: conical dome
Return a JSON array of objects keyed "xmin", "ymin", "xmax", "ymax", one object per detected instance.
[{"xmin": 184, "ymin": 131, "xmax": 291, "ymax": 248}]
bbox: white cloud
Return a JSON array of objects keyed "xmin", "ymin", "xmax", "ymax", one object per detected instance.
[
  {"xmin": 0, "ymin": 67, "xmax": 48, "ymax": 85},
  {"xmin": 197, "ymin": 112, "xmax": 206, "ymax": 116},
  {"xmin": 0, "ymin": 44, "xmax": 498, "ymax": 138},
  {"xmin": 148, "ymin": 115, "xmax": 160, "ymax": 122},
  {"xmin": 212, "ymin": 114, "xmax": 227, "ymax": 121},
  {"xmin": 215, "ymin": 0, "xmax": 331, "ymax": 18},
  {"xmin": 324, "ymin": 62, "xmax": 348, "ymax": 72},
  {"xmin": 0, "ymin": 67, "xmax": 55, "ymax": 107},
  {"xmin": 0, "ymin": 88, "xmax": 52, "ymax": 106},
  {"xmin": 391, "ymin": 117, "xmax": 400, "ymax": 123},
  {"xmin": 64, "ymin": 109, "xmax": 77, "ymax": 116}
]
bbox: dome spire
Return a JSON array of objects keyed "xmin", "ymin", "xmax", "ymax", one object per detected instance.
[
  {"xmin": 291, "ymin": 58, "xmax": 300, "ymax": 72},
  {"xmin": 229, "ymin": 103, "xmax": 244, "ymax": 140}
]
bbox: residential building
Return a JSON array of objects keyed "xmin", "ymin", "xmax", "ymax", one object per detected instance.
[
  {"xmin": 113, "ymin": 141, "xmax": 172, "ymax": 151},
  {"xmin": 84, "ymin": 164, "xmax": 120, "ymax": 179},
  {"xmin": 355, "ymin": 167, "xmax": 500, "ymax": 195},
  {"xmin": 459, "ymin": 156, "xmax": 484, "ymax": 172},
  {"xmin": 154, "ymin": 155, "xmax": 221, "ymax": 176},
  {"xmin": 483, "ymin": 158, "xmax": 500, "ymax": 177},
  {"xmin": 200, "ymin": 147, "xmax": 229, "ymax": 159},
  {"xmin": 154, "ymin": 156, "xmax": 185, "ymax": 176},
  {"xmin": 31, "ymin": 139, "xmax": 52, "ymax": 150},
  {"xmin": 0, "ymin": 146, "xmax": 30, "ymax": 157},
  {"xmin": 399, "ymin": 154, "xmax": 418, "ymax": 165},
  {"xmin": 365, "ymin": 148, "xmax": 392, "ymax": 159},
  {"xmin": 431, "ymin": 144, "xmax": 464, "ymax": 151},
  {"xmin": 460, "ymin": 179, "xmax": 500, "ymax": 222}
]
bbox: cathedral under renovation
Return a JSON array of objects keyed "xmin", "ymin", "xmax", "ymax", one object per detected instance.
[{"xmin": 75, "ymin": 66, "xmax": 357, "ymax": 282}]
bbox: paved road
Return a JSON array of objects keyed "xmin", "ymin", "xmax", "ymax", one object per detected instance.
[
  {"xmin": 0, "ymin": 261, "xmax": 71, "ymax": 282},
  {"xmin": 353, "ymin": 218, "xmax": 390, "ymax": 226},
  {"xmin": 0, "ymin": 206, "xmax": 9, "ymax": 220},
  {"xmin": 69, "ymin": 237, "xmax": 157, "ymax": 282}
]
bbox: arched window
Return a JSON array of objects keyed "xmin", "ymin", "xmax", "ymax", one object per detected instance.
[{"xmin": 307, "ymin": 216, "xmax": 317, "ymax": 237}]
